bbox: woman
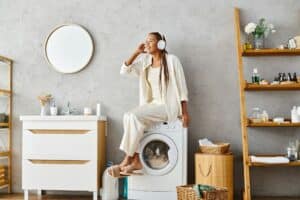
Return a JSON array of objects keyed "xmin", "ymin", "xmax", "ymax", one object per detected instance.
[{"xmin": 110, "ymin": 32, "xmax": 189, "ymax": 177}]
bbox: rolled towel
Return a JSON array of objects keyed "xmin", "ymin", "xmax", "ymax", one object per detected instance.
[{"xmin": 251, "ymin": 156, "xmax": 290, "ymax": 164}]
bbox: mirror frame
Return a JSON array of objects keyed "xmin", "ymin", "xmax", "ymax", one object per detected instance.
[{"xmin": 44, "ymin": 24, "xmax": 94, "ymax": 74}]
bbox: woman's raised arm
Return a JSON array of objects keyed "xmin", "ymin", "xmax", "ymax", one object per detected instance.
[{"xmin": 120, "ymin": 43, "xmax": 145, "ymax": 76}]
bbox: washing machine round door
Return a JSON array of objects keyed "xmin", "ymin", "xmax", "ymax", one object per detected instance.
[{"xmin": 139, "ymin": 133, "xmax": 178, "ymax": 176}]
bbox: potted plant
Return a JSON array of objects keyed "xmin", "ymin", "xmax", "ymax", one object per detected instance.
[{"xmin": 245, "ymin": 18, "xmax": 276, "ymax": 49}]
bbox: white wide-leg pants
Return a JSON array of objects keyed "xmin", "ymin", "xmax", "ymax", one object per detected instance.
[{"xmin": 119, "ymin": 103, "xmax": 168, "ymax": 156}]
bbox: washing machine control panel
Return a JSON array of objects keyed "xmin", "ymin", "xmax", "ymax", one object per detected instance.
[{"xmin": 146, "ymin": 120, "xmax": 182, "ymax": 132}]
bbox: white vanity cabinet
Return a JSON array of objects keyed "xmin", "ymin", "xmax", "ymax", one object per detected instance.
[{"xmin": 20, "ymin": 115, "xmax": 107, "ymax": 200}]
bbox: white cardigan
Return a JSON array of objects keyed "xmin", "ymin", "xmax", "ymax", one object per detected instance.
[{"xmin": 120, "ymin": 54, "xmax": 188, "ymax": 122}]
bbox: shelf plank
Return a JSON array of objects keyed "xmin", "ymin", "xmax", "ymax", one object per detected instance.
[
  {"xmin": 249, "ymin": 155, "xmax": 300, "ymax": 167},
  {"xmin": 245, "ymin": 83, "xmax": 300, "ymax": 91},
  {"xmin": 247, "ymin": 120, "xmax": 300, "ymax": 127},
  {"xmin": 242, "ymin": 48, "xmax": 300, "ymax": 56},
  {"xmin": 0, "ymin": 89, "xmax": 11, "ymax": 96},
  {"xmin": 250, "ymin": 161, "xmax": 300, "ymax": 167},
  {"xmin": 0, "ymin": 184, "xmax": 8, "ymax": 190},
  {"xmin": 0, "ymin": 55, "xmax": 12, "ymax": 64},
  {"xmin": 0, "ymin": 151, "xmax": 9, "ymax": 157},
  {"xmin": 0, "ymin": 123, "xmax": 9, "ymax": 128}
]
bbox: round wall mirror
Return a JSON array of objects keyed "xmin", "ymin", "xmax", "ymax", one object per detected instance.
[{"xmin": 45, "ymin": 24, "xmax": 94, "ymax": 73}]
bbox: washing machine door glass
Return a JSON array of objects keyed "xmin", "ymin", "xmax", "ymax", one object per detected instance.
[{"xmin": 139, "ymin": 133, "xmax": 178, "ymax": 176}]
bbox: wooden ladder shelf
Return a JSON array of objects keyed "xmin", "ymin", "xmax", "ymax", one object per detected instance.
[
  {"xmin": 234, "ymin": 7, "xmax": 300, "ymax": 200},
  {"xmin": 0, "ymin": 55, "xmax": 13, "ymax": 193}
]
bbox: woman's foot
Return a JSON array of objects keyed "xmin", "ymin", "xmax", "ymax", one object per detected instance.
[
  {"xmin": 119, "ymin": 155, "xmax": 132, "ymax": 171},
  {"xmin": 122, "ymin": 154, "xmax": 143, "ymax": 174},
  {"xmin": 123, "ymin": 162, "xmax": 143, "ymax": 173},
  {"xmin": 108, "ymin": 155, "xmax": 132, "ymax": 177}
]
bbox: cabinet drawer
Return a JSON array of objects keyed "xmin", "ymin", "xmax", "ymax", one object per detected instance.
[
  {"xmin": 22, "ymin": 120, "xmax": 97, "ymax": 130},
  {"xmin": 22, "ymin": 159, "xmax": 97, "ymax": 191},
  {"xmin": 23, "ymin": 129, "xmax": 97, "ymax": 160}
]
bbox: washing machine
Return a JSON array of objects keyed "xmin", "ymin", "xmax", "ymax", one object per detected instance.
[{"xmin": 128, "ymin": 119, "xmax": 187, "ymax": 200}]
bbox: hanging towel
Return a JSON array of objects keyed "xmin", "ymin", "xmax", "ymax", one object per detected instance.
[{"xmin": 250, "ymin": 156, "xmax": 290, "ymax": 164}]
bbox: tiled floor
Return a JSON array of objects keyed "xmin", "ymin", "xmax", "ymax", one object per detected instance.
[
  {"xmin": 0, "ymin": 194, "xmax": 96, "ymax": 200},
  {"xmin": 254, "ymin": 198, "xmax": 300, "ymax": 200},
  {"xmin": 1, "ymin": 194, "xmax": 300, "ymax": 200}
]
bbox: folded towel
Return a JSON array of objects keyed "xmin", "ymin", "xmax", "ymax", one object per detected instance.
[
  {"xmin": 198, "ymin": 138, "xmax": 217, "ymax": 147},
  {"xmin": 250, "ymin": 156, "xmax": 290, "ymax": 164}
]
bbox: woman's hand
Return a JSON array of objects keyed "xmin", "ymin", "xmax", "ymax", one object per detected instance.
[
  {"xmin": 125, "ymin": 43, "xmax": 145, "ymax": 66},
  {"xmin": 134, "ymin": 43, "xmax": 146, "ymax": 55},
  {"xmin": 181, "ymin": 101, "xmax": 189, "ymax": 128},
  {"xmin": 182, "ymin": 112, "xmax": 190, "ymax": 128}
]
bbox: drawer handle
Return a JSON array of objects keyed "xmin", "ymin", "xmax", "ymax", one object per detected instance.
[
  {"xmin": 28, "ymin": 129, "xmax": 90, "ymax": 134},
  {"xmin": 28, "ymin": 159, "xmax": 89, "ymax": 165},
  {"xmin": 198, "ymin": 164, "xmax": 212, "ymax": 177}
]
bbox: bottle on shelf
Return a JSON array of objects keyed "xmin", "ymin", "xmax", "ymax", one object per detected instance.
[
  {"xmin": 50, "ymin": 100, "xmax": 58, "ymax": 116},
  {"xmin": 287, "ymin": 146, "xmax": 297, "ymax": 161},
  {"xmin": 293, "ymin": 72, "xmax": 297, "ymax": 82},
  {"xmin": 261, "ymin": 110, "xmax": 269, "ymax": 122},
  {"xmin": 287, "ymin": 140, "xmax": 298, "ymax": 161},
  {"xmin": 96, "ymin": 103, "xmax": 101, "ymax": 117},
  {"xmin": 288, "ymin": 73, "xmax": 292, "ymax": 81},
  {"xmin": 291, "ymin": 106, "xmax": 299, "ymax": 123},
  {"xmin": 282, "ymin": 73, "xmax": 287, "ymax": 81},
  {"xmin": 297, "ymin": 106, "xmax": 300, "ymax": 119},
  {"xmin": 278, "ymin": 72, "xmax": 282, "ymax": 82},
  {"xmin": 251, "ymin": 68, "xmax": 260, "ymax": 84}
]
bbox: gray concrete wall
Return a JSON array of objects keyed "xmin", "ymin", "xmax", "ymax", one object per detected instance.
[{"xmin": 0, "ymin": 0, "xmax": 300, "ymax": 197}]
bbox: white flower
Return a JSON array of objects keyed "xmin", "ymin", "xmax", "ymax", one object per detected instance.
[
  {"xmin": 245, "ymin": 23, "xmax": 257, "ymax": 34},
  {"xmin": 271, "ymin": 29, "xmax": 276, "ymax": 33}
]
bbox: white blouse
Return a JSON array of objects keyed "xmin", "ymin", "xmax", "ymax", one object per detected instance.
[
  {"xmin": 120, "ymin": 54, "xmax": 188, "ymax": 122},
  {"xmin": 147, "ymin": 66, "xmax": 163, "ymax": 104}
]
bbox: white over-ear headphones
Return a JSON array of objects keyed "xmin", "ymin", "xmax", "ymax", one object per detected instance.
[{"xmin": 157, "ymin": 33, "xmax": 166, "ymax": 50}]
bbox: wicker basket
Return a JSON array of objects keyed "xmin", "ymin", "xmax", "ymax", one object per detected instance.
[
  {"xmin": 199, "ymin": 143, "xmax": 230, "ymax": 154},
  {"xmin": 177, "ymin": 184, "xmax": 228, "ymax": 200}
]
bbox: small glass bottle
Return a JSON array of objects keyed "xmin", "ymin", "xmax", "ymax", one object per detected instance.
[
  {"xmin": 293, "ymin": 72, "xmax": 297, "ymax": 82},
  {"xmin": 288, "ymin": 73, "xmax": 292, "ymax": 81},
  {"xmin": 50, "ymin": 100, "xmax": 58, "ymax": 116},
  {"xmin": 261, "ymin": 110, "xmax": 269, "ymax": 122},
  {"xmin": 250, "ymin": 107, "xmax": 263, "ymax": 122},
  {"xmin": 278, "ymin": 72, "xmax": 283, "ymax": 82},
  {"xmin": 282, "ymin": 73, "xmax": 287, "ymax": 81},
  {"xmin": 287, "ymin": 146, "xmax": 298, "ymax": 161},
  {"xmin": 252, "ymin": 68, "xmax": 260, "ymax": 84}
]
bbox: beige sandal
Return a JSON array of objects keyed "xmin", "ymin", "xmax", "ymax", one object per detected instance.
[
  {"xmin": 120, "ymin": 164, "xmax": 143, "ymax": 176},
  {"xmin": 108, "ymin": 165, "xmax": 129, "ymax": 178}
]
